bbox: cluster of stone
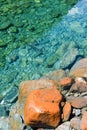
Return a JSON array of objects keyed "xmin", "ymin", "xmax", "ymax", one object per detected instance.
[
  {"xmin": 0, "ymin": 0, "xmax": 87, "ymax": 107},
  {"xmin": 1, "ymin": 58, "xmax": 86, "ymax": 130}
]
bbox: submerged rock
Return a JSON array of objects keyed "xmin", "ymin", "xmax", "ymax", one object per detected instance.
[
  {"xmin": 54, "ymin": 48, "xmax": 78, "ymax": 69},
  {"xmin": 0, "ymin": 117, "xmax": 11, "ymax": 130},
  {"xmin": 70, "ymin": 58, "xmax": 87, "ymax": 77}
]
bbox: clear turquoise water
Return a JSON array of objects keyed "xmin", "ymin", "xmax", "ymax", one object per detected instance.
[
  {"xmin": 0, "ymin": 0, "xmax": 79, "ymax": 67},
  {"xmin": 0, "ymin": 0, "xmax": 87, "ymax": 101}
]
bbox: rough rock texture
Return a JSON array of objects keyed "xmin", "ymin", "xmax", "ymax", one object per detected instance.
[
  {"xmin": 54, "ymin": 48, "xmax": 78, "ymax": 69},
  {"xmin": 81, "ymin": 112, "xmax": 87, "ymax": 130},
  {"xmin": 55, "ymin": 121, "xmax": 70, "ymax": 130},
  {"xmin": 18, "ymin": 79, "xmax": 58, "ymax": 116},
  {"xmin": 60, "ymin": 77, "xmax": 73, "ymax": 89},
  {"xmin": 70, "ymin": 77, "xmax": 87, "ymax": 93},
  {"xmin": 70, "ymin": 117, "xmax": 81, "ymax": 130},
  {"xmin": 69, "ymin": 97, "xmax": 87, "ymax": 108},
  {"xmin": 24, "ymin": 88, "xmax": 63, "ymax": 128},
  {"xmin": 18, "ymin": 79, "xmax": 58, "ymax": 103},
  {"xmin": 0, "ymin": 117, "xmax": 11, "ymax": 130},
  {"xmin": 10, "ymin": 104, "xmax": 24, "ymax": 130},
  {"xmin": 70, "ymin": 58, "xmax": 87, "ymax": 77},
  {"xmin": 62, "ymin": 102, "xmax": 71, "ymax": 122}
]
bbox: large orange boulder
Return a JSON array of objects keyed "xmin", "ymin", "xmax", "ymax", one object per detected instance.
[
  {"xmin": 24, "ymin": 88, "xmax": 63, "ymax": 128},
  {"xmin": 18, "ymin": 79, "xmax": 58, "ymax": 103},
  {"xmin": 18, "ymin": 79, "xmax": 58, "ymax": 116},
  {"xmin": 69, "ymin": 58, "xmax": 87, "ymax": 77}
]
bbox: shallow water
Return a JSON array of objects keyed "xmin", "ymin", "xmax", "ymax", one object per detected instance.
[{"xmin": 0, "ymin": 0, "xmax": 79, "ymax": 67}]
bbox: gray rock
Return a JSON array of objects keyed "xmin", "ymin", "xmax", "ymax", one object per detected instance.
[
  {"xmin": 0, "ymin": 105, "xmax": 8, "ymax": 117},
  {"xmin": 72, "ymin": 108, "xmax": 81, "ymax": 116},
  {"xmin": 4, "ymin": 87, "xmax": 18, "ymax": 103},
  {"xmin": 55, "ymin": 121, "xmax": 71, "ymax": 130},
  {"xmin": 70, "ymin": 117, "xmax": 81, "ymax": 130},
  {"xmin": 54, "ymin": 48, "xmax": 78, "ymax": 69},
  {"xmin": 0, "ymin": 117, "xmax": 11, "ymax": 130}
]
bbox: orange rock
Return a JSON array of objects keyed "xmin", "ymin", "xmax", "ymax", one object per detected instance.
[
  {"xmin": 24, "ymin": 88, "xmax": 63, "ymax": 128},
  {"xmin": 70, "ymin": 97, "xmax": 87, "ymax": 109},
  {"xmin": 69, "ymin": 58, "xmax": 87, "ymax": 77},
  {"xmin": 60, "ymin": 77, "xmax": 73, "ymax": 89},
  {"xmin": 18, "ymin": 79, "xmax": 58, "ymax": 116},
  {"xmin": 81, "ymin": 112, "xmax": 87, "ymax": 130},
  {"xmin": 18, "ymin": 79, "xmax": 58, "ymax": 103},
  {"xmin": 62, "ymin": 102, "xmax": 71, "ymax": 122}
]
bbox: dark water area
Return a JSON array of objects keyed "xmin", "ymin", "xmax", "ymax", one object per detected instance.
[{"xmin": 0, "ymin": 0, "xmax": 87, "ymax": 102}]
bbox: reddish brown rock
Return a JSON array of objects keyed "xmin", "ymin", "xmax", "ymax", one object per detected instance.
[
  {"xmin": 18, "ymin": 79, "xmax": 58, "ymax": 116},
  {"xmin": 70, "ymin": 77, "xmax": 87, "ymax": 93},
  {"xmin": 70, "ymin": 97, "xmax": 87, "ymax": 108},
  {"xmin": 24, "ymin": 88, "xmax": 63, "ymax": 128},
  {"xmin": 70, "ymin": 117, "xmax": 81, "ymax": 130},
  {"xmin": 18, "ymin": 79, "xmax": 58, "ymax": 103},
  {"xmin": 62, "ymin": 102, "xmax": 71, "ymax": 122},
  {"xmin": 60, "ymin": 77, "xmax": 73, "ymax": 89},
  {"xmin": 81, "ymin": 112, "xmax": 87, "ymax": 130},
  {"xmin": 70, "ymin": 81, "xmax": 87, "ymax": 93},
  {"xmin": 69, "ymin": 58, "xmax": 87, "ymax": 77}
]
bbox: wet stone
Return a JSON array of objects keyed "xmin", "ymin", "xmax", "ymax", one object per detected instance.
[
  {"xmin": 0, "ymin": 105, "xmax": 8, "ymax": 117},
  {"xmin": 0, "ymin": 39, "xmax": 7, "ymax": 47},
  {"xmin": 7, "ymin": 26, "xmax": 18, "ymax": 33},
  {"xmin": 4, "ymin": 87, "xmax": 18, "ymax": 103},
  {"xmin": 0, "ymin": 117, "xmax": 11, "ymax": 130},
  {"xmin": 0, "ymin": 20, "xmax": 11, "ymax": 30},
  {"xmin": 54, "ymin": 48, "xmax": 78, "ymax": 69},
  {"xmin": 12, "ymin": 19, "xmax": 24, "ymax": 27}
]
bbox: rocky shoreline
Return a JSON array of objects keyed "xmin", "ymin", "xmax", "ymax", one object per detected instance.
[
  {"xmin": 0, "ymin": 58, "xmax": 87, "ymax": 130},
  {"xmin": 0, "ymin": 0, "xmax": 87, "ymax": 129},
  {"xmin": 0, "ymin": 0, "xmax": 87, "ymax": 102}
]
